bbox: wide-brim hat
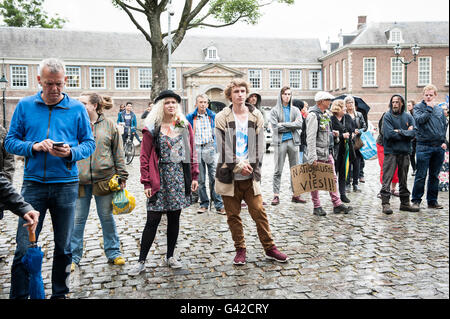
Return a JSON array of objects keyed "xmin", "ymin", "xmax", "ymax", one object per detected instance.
[{"xmin": 154, "ymin": 90, "xmax": 181, "ymax": 104}]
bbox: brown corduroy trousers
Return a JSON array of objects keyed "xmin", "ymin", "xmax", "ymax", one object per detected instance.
[{"xmin": 221, "ymin": 179, "xmax": 275, "ymax": 251}]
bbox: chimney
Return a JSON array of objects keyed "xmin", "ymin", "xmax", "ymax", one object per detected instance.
[{"xmin": 357, "ymin": 16, "xmax": 367, "ymax": 30}]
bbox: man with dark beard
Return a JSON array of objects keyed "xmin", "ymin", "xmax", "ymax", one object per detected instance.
[{"xmin": 380, "ymin": 94, "xmax": 419, "ymax": 214}]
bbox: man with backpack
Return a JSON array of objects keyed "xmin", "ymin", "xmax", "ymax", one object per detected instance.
[{"xmin": 305, "ymin": 92, "xmax": 352, "ymax": 216}]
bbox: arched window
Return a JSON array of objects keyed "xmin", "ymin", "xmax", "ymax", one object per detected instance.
[{"xmin": 204, "ymin": 46, "xmax": 220, "ymax": 62}]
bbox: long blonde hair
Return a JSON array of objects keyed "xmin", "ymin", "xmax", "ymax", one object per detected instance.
[{"xmin": 144, "ymin": 97, "xmax": 187, "ymax": 130}]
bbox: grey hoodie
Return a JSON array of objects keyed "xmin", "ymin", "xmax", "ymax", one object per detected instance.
[
  {"xmin": 305, "ymin": 105, "xmax": 333, "ymax": 163},
  {"xmin": 269, "ymin": 91, "xmax": 303, "ymax": 146}
]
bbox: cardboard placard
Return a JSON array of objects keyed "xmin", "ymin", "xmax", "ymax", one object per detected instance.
[{"xmin": 290, "ymin": 162, "xmax": 337, "ymax": 195}]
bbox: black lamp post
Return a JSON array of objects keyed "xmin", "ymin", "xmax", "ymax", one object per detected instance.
[
  {"xmin": 393, "ymin": 43, "xmax": 420, "ymax": 103},
  {"xmin": 0, "ymin": 72, "xmax": 8, "ymax": 128}
]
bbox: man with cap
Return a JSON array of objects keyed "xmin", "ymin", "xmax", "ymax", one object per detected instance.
[{"xmin": 305, "ymin": 91, "xmax": 352, "ymax": 216}]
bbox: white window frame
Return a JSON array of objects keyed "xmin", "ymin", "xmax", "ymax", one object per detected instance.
[
  {"xmin": 269, "ymin": 69, "xmax": 282, "ymax": 89},
  {"xmin": 323, "ymin": 66, "xmax": 327, "ymax": 91},
  {"xmin": 289, "ymin": 69, "xmax": 302, "ymax": 89},
  {"xmin": 309, "ymin": 70, "xmax": 322, "ymax": 90},
  {"xmin": 446, "ymin": 56, "xmax": 449, "ymax": 86},
  {"xmin": 10, "ymin": 65, "xmax": 28, "ymax": 88},
  {"xmin": 248, "ymin": 69, "xmax": 262, "ymax": 89},
  {"xmin": 138, "ymin": 68, "xmax": 152, "ymax": 89},
  {"xmin": 65, "ymin": 66, "xmax": 81, "ymax": 89},
  {"xmin": 329, "ymin": 64, "xmax": 333, "ymax": 91},
  {"xmin": 335, "ymin": 61, "xmax": 340, "ymax": 90},
  {"xmin": 205, "ymin": 46, "xmax": 220, "ymax": 62},
  {"xmin": 389, "ymin": 29, "xmax": 403, "ymax": 44},
  {"xmin": 342, "ymin": 59, "xmax": 347, "ymax": 88},
  {"xmin": 89, "ymin": 67, "xmax": 106, "ymax": 89},
  {"xmin": 363, "ymin": 57, "xmax": 377, "ymax": 87},
  {"xmin": 114, "ymin": 67, "xmax": 130, "ymax": 89},
  {"xmin": 418, "ymin": 57, "xmax": 432, "ymax": 86},
  {"xmin": 390, "ymin": 57, "xmax": 404, "ymax": 86}
]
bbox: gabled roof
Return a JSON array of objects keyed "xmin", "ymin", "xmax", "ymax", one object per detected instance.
[
  {"xmin": 351, "ymin": 21, "xmax": 449, "ymax": 46},
  {"xmin": 0, "ymin": 27, "xmax": 323, "ymax": 64},
  {"xmin": 183, "ymin": 63, "xmax": 245, "ymax": 77}
]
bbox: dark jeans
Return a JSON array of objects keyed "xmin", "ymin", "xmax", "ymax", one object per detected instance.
[
  {"xmin": 380, "ymin": 154, "xmax": 410, "ymax": 204},
  {"xmin": 334, "ymin": 151, "xmax": 347, "ymax": 197},
  {"xmin": 122, "ymin": 130, "xmax": 141, "ymax": 145},
  {"xmin": 10, "ymin": 181, "xmax": 78, "ymax": 299},
  {"xmin": 412, "ymin": 144, "xmax": 445, "ymax": 205}
]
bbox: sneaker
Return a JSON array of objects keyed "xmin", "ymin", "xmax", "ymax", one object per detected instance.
[
  {"xmin": 291, "ymin": 195, "xmax": 306, "ymax": 203},
  {"xmin": 265, "ymin": 246, "xmax": 289, "ymax": 263},
  {"xmin": 340, "ymin": 195, "xmax": 351, "ymax": 203},
  {"xmin": 313, "ymin": 207, "xmax": 326, "ymax": 216},
  {"xmin": 216, "ymin": 208, "xmax": 226, "ymax": 215},
  {"xmin": 412, "ymin": 202, "xmax": 421, "ymax": 210},
  {"xmin": 428, "ymin": 203, "xmax": 444, "ymax": 209},
  {"xmin": 359, "ymin": 177, "xmax": 365, "ymax": 183},
  {"xmin": 353, "ymin": 185, "xmax": 361, "ymax": 193},
  {"xmin": 400, "ymin": 203, "xmax": 420, "ymax": 212},
  {"xmin": 166, "ymin": 256, "xmax": 182, "ymax": 269},
  {"xmin": 112, "ymin": 256, "xmax": 125, "ymax": 266},
  {"xmin": 382, "ymin": 204, "xmax": 393, "ymax": 215},
  {"xmin": 197, "ymin": 206, "xmax": 208, "ymax": 214},
  {"xmin": 129, "ymin": 261, "xmax": 145, "ymax": 276},
  {"xmin": 333, "ymin": 204, "xmax": 352, "ymax": 214},
  {"xmin": 233, "ymin": 248, "xmax": 246, "ymax": 265},
  {"xmin": 271, "ymin": 196, "xmax": 280, "ymax": 206}
]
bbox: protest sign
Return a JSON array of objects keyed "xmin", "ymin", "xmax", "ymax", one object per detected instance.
[{"xmin": 290, "ymin": 162, "xmax": 336, "ymax": 195}]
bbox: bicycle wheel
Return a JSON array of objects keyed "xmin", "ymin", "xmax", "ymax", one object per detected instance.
[{"xmin": 124, "ymin": 141, "xmax": 135, "ymax": 165}]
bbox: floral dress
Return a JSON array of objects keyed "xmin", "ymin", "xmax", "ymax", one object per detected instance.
[{"xmin": 146, "ymin": 133, "xmax": 191, "ymax": 212}]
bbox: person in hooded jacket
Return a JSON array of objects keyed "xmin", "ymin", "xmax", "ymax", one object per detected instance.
[
  {"xmin": 269, "ymin": 86, "xmax": 306, "ymax": 205},
  {"xmin": 380, "ymin": 94, "xmax": 419, "ymax": 214}
]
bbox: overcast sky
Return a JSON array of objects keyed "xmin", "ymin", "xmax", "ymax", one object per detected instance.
[{"xmin": 36, "ymin": 0, "xmax": 448, "ymax": 48}]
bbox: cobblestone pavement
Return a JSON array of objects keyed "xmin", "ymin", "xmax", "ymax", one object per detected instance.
[{"xmin": 1, "ymin": 149, "xmax": 448, "ymax": 299}]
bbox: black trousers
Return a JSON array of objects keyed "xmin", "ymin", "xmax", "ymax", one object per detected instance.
[
  {"xmin": 380, "ymin": 154, "xmax": 410, "ymax": 204},
  {"xmin": 138, "ymin": 210, "xmax": 181, "ymax": 262}
]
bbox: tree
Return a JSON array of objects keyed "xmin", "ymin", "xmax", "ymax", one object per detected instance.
[
  {"xmin": 112, "ymin": 0, "xmax": 294, "ymax": 100},
  {"xmin": 0, "ymin": 0, "xmax": 67, "ymax": 29}
]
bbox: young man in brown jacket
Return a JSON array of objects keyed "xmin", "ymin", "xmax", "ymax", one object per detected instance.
[{"xmin": 215, "ymin": 79, "xmax": 288, "ymax": 265}]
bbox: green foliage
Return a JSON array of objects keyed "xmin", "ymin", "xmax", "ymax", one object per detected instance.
[{"xmin": 0, "ymin": 0, "xmax": 66, "ymax": 28}]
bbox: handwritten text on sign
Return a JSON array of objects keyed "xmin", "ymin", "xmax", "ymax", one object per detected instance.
[{"xmin": 290, "ymin": 162, "xmax": 336, "ymax": 195}]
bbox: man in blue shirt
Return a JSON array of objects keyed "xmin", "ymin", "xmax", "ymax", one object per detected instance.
[
  {"xmin": 186, "ymin": 94, "xmax": 225, "ymax": 215},
  {"xmin": 411, "ymin": 85, "xmax": 448, "ymax": 210},
  {"xmin": 269, "ymin": 87, "xmax": 305, "ymax": 205},
  {"xmin": 5, "ymin": 58, "xmax": 95, "ymax": 299}
]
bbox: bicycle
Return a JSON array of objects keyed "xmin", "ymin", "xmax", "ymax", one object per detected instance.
[{"xmin": 123, "ymin": 126, "xmax": 136, "ymax": 165}]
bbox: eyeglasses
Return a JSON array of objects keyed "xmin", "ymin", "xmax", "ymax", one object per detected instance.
[{"xmin": 42, "ymin": 82, "xmax": 65, "ymax": 88}]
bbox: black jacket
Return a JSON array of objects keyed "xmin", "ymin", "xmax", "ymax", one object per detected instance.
[{"xmin": 0, "ymin": 174, "xmax": 33, "ymax": 218}]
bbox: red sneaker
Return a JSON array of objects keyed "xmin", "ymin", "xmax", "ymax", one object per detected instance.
[
  {"xmin": 233, "ymin": 248, "xmax": 246, "ymax": 265},
  {"xmin": 291, "ymin": 195, "xmax": 306, "ymax": 203},
  {"xmin": 265, "ymin": 246, "xmax": 289, "ymax": 263}
]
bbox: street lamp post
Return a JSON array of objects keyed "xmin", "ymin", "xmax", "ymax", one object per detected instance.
[
  {"xmin": 393, "ymin": 43, "xmax": 420, "ymax": 103},
  {"xmin": 167, "ymin": 0, "xmax": 174, "ymax": 89},
  {"xmin": 0, "ymin": 61, "xmax": 8, "ymax": 128}
]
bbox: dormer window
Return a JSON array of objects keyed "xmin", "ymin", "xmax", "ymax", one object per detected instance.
[
  {"xmin": 204, "ymin": 46, "xmax": 220, "ymax": 62},
  {"xmin": 388, "ymin": 28, "xmax": 404, "ymax": 44}
]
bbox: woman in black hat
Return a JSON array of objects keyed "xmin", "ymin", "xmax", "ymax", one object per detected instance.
[{"xmin": 129, "ymin": 90, "xmax": 199, "ymax": 275}]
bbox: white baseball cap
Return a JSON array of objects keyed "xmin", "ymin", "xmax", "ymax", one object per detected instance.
[{"xmin": 314, "ymin": 91, "xmax": 335, "ymax": 102}]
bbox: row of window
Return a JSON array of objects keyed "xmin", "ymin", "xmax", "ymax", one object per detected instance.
[
  {"xmin": 248, "ymin": 69, "xmax": 322, "ymax": 90},
  {"xmin": 9, "ymin": 66, "xmax": 176, "ymax": 90},
  {"xmin": 8, "ymin": 64, "xmax": 322, "ymax": 91},
  {"xmin": 324, "ymin": 56, "xmax": 450, "ymax": 91}
]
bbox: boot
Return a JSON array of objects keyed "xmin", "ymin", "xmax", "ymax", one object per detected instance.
[
  {"xmin": 382, "ymin": 203, "xmax": 393, "ymax": 215},
  {"xmin": 400, "ymin": 201, "xmax": 420, "ymax": 212}
]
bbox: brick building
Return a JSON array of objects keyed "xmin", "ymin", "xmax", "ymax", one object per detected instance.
[
  {"xmin": 320, "ymin": 17, "xmax": 449, "ymax": 121},
  {"xmin": 0, "ymin": 27, "xmax": 323, "ymax": 126}
]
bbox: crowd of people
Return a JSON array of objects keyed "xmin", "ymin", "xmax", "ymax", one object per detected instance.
[{"xmin": 0, "ymin": 58, "xmax": 448, "ymax": 299}]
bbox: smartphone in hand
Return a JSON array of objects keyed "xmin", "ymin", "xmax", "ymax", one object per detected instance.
[{"xmin": 53, "ymin": 142, "xmax": 65, "ymax": 149}]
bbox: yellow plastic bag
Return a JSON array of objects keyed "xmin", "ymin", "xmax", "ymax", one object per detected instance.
[
  {"xmin": 112, "ymin": 189, "xmax": 136, "ymax": 215},
  {"xmin": 108, "ymin": 174, "xmax": 121, "ymax": 192}
]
